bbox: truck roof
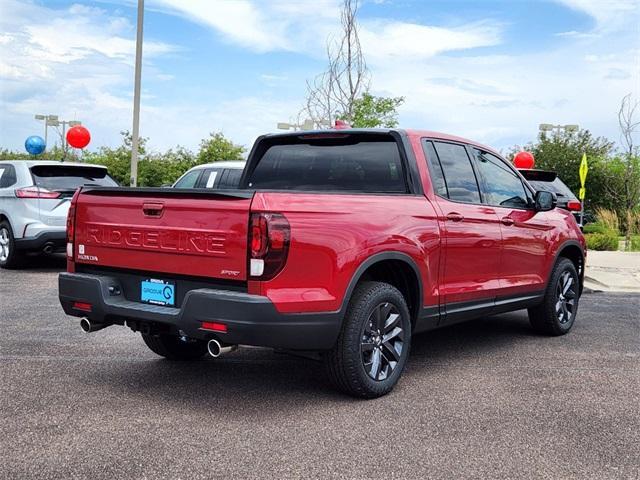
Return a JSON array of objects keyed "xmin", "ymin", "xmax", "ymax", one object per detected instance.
[{"xmin": 263, "ymin": 128, "xmax": 502, "ymax": 157}]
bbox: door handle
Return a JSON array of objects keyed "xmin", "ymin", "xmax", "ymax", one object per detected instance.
[
  {"xmin": 142, "ymin": 202, "xmax": 164, "ymax": 217},
  {"xmin": 501, "ymin": 216, "xmax": 515, "ymax": 226},
  {"xmin": 446, "ymin": 212, "xmax": 464, "ymax": 222}
]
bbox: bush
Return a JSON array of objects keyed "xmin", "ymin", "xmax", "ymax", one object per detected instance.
[
  {"xmin": 583, "ymin": 222, "xmax": 610, "ymax": 234},
  {"xmin": 585, "ymin": 232, "xmax": 619, "ymax": 251},
  {"xmin": 594, "ymin": 208, "xmax": 619, "ymax": 234},
  {"xmin": 630, "ymin": 236, "xmax": 640, "ymax": 252}
]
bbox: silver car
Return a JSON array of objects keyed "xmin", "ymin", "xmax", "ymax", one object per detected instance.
[
  {"xmin": 0, "ymin": 161, "xmax": 117, "ymax": 268},
  {"xmin": 172, "ymin": 161, "xmax": 246, "ymax": 189}
]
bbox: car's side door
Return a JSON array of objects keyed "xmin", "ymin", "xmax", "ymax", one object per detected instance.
[
  {"xmin": 423, "ymin": 140, "xmax": 503, "ymax": 322},
  {"xmin": 471, "ymin": 148, "xmax": 552, "ymax": 298}
]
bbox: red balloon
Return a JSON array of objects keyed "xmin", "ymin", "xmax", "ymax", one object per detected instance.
[
  {"xmin": 513, "ymin": 151, "xmax": 535, "ymax": 169},
  {"xmin": 66, "ymin": 125, "xmax": 91, "ymax": 149}
]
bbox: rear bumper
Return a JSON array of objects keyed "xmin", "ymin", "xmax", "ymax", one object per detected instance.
[
  {"xmin": 15, "ymin": 231, "xmax": 66, "ymax": 251},
  {"xmin": 58, "ymin": 272, "xmax": 342, "ymax": 350}
]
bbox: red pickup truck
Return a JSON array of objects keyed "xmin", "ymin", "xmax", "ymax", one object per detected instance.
[{"xmin": 59, "ymin": 129, "xmax": 586, "ymax": 398}]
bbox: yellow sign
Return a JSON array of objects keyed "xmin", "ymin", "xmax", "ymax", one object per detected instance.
[
  {"xmin": 579, "ymin": 153, "xmax": 588, "ymax": 187},
  {"xmin": 579, "ymin": 187, "xmax": 586, "ymax": 200}
]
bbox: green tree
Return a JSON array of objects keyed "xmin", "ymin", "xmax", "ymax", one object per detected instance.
[
  {"xmin": 347, "ymin": 93, "xmax": 405, "ymax": 128},
  {"xmin": 83, "ymin": 130, "xmax": 148, "ymax": 185},
  {"xmin": 510, "ymin": 129, "xmax": 615, "ymax": 211},
  {"xmin": 197, "ymin": 132, "xmax": 244, "ymax": 165}
]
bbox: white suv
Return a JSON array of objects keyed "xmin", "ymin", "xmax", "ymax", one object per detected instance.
[{"xmin": 0, "ymin": 161, "xmax": 117, "ymax": 268}]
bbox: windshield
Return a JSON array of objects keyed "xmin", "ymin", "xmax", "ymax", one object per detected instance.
[{"xmin": 30, "ymin": 165, "xmax": 118, "ymax": 190}]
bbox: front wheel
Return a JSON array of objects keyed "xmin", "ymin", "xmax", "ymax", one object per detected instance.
[
  {"xmin": 528, "ymin": 258, "xmax": 580, "ymax": 336},
  {"xmin": 142, "ymin": 333, "xmax": 208, "ymax": 360},
  {"xmin": 324, "ymin": 281, "xmax": 411, "ymax": 398}
]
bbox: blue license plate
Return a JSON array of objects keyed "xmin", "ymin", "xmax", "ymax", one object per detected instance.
[{"xmin": 141, "ymin": 279, "xmax": 175, "ymax": 306}]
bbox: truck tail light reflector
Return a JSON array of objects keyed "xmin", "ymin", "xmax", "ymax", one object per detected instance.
[
  {"xmin": 201, "ymin": 321, "xmax": 228, "ymax": 333},
  {"xmin": 15, "ymin": 187, "xmax": 61, "ymax": 199},
  {"xmin": 73, "ymin": 301, "xmax": 92, "ymax": 312},
  {"xmin": 249, "ymin": 212, "xmax": 290, "ymax": 280},
  {"xmin": 566, "ymin": 200, "xmax": 582, "ymax": 211}
]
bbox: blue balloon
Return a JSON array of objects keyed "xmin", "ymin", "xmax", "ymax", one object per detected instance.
[{"xmin": 25, "ymin": 135, "xmax": 46, "ymax": 155}]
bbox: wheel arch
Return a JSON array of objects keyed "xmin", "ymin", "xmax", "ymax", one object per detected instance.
[
  {"xmin": 554, "ymin": 240, "xmax": 585, "ymax": 294},
  {"xmin": 339, "ymin": 252, "xmax": 424, "ymax": 328}
]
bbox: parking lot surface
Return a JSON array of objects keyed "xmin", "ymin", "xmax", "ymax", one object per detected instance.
[{"xmin": 1, "ymin": 256, "xmax": 638, "ymax": 479}]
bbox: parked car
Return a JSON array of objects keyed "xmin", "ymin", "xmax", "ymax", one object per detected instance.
[
  {"xmin": 172, "ymin": 161, "xmax": 245, "ymax": 190},
  {"xmin": 58, "ymin": 129, "xmax": 586, "ymax": 398},
  {"xmin": 0, "ymin": 161, "xmax": 117, "ymax": 268},
  {"xmin": 518, "ymin": 169, "xmax": 584, "ymax": 224}
]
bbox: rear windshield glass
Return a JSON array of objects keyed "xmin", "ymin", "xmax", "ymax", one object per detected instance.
[
  {"xmin": 247, "ymin": 137, "xmax": 407, "ymax": 193},
  {"xmin": 30, "ymin": 165, "xmax": 118, "ymax": 190},
  {"xmin": 527, "ymin": 178, "xmax": 577, "ymax": 200}
]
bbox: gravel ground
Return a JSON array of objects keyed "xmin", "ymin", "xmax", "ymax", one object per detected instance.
[{"xmin": 1, "ymin": 256, "xmax": 638, "ymax": 479}]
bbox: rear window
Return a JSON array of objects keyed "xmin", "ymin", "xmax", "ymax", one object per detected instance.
[
  {"xmin": 247, "ymin": 137, "xmax": 407, "ymax": 193},
  {"xmin": 527, "ymin": 178, "xmax": 577, "ymax": 200},
  {"xmin": 30, "ymin": 165, "xmax": 118, "ymax": 190}
]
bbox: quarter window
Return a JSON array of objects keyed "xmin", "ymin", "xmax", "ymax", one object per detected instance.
[
  {"xmin": 474, "ymin": 149, "xmax": 529, "ymax": 209},
  {"xmin": 0, "ymin": 164, "xmax": 17, "ymax": 188},
  {"xmin": 432, "ymin": 142, "xmax": 481, "ymax": 204}
]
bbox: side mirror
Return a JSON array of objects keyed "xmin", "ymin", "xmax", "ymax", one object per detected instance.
[{"xmin": 534, "ymin": 191, "xmax": 556, "ymax": 211}]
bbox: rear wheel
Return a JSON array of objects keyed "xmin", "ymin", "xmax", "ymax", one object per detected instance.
[
  {"xmin": 324, "ymin": 281, "xmax": 411, "ymax": 398},
  {"xmin": 528, "ymin": 257, "xmax": 580, "ymax": 336},
  {"xmin": 0, "ymin": 221, "xmax": 23, "ymax": 269},
  {"xmin": 142, "ymin": 333, "xmax": 208, "ymax": 360}
]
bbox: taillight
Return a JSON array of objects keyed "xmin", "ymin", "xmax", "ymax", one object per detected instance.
[
  {"xmin": 66, "ymin": 189, "xmax": 80, "ymax": 259},
  {"xmin": 249, "ymin": 212, "xmax": 290, "ymax": 280},
  {"xmin": 15, "ymin": 187, "xmax": 61, "ymax": 199},
  {"xmin": 566, "ymin": 200, "xmax": 582, "ymax": 212}
]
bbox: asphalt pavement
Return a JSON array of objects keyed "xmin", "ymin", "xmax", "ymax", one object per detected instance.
[{"xmin": 1, "ymin": 255, "xmax": 638, "ymax": 479}]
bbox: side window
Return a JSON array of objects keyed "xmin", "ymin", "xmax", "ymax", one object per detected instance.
[
  {"xmin": 219, "ymin": 169, "xmax": 242, "ymax": 189},
  {"xmin": 0, "ymin": 164, "xmax": 17, "ymax": 188},
  {"xmin": 433, "ymin": 142, "xmax": 481, "ymax": 204},
  {"xmin": 202, "ymin": 169, "xmax": 221, "ymax": 188},
  {"xmin": 422, "ymin": 140, "xmax": 448, "ymax": 197},
  {"xmin": 473, "ymin": 149, "xmax": 529, "ymax": 209},
  {"xmin": 173, "ymin": 169, "xmax": 201, "ymax": 189}
]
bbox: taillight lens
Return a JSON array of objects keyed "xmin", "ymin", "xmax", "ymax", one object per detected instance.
[
  {"xmin": 15, "ymin": 187, "xmax": 61, "ymax": 199},
  {"xmin": 66, "ymin": 189, "xmax": 80, "ymax": 259},
  {"xmin": 566, "ymin": 200, "xmax": 582, "ymax": 212},
  {"xmin": 249, "ymin": 212, "xmax": 290, "ymax": 280}
]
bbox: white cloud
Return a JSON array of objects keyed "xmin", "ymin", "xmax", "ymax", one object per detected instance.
[
  {"xmin": 360, "ymin": 20, "xmax": 502, "ymax": 63},
  {"xmin": 554, "ymin": 0, "xmax": 640, "ymax": 33}
]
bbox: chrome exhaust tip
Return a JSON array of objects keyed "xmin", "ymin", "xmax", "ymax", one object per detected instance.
[
  {"xmin": 80, "ymin": 318, "xmax": 109, "ymax": 333},
  {"xmin": 207, "ymin": 339, "xmax": 237, "ymax": 358},
  {"xmin": 42, "ymin": 243, "xmax": 54, "ymax": 254}
]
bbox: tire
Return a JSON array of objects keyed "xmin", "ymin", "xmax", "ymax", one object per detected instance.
[
  {"xmin": 324, "ymin": 281, "xmax": 412, "ymax": 398},
  {"xmin": 528, "ymin": 257, "xmax": 580, "ymax": 336},
  {"xmin": 142, "ymin": 333, "xmax": 208, "ymax": 360},
  {"xmin": 0, "ymin": 221, "xmax": 24, "ymax": 269}
]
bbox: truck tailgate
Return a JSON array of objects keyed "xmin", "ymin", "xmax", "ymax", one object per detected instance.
[{"xmin": 73, "ymin": 188, "xmax": 253, "ymax": 280}]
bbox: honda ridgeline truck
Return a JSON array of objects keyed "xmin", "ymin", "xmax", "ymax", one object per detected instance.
[{"xmin": 59, "ymin": 129, "xmax": 586, "ymax": 398}]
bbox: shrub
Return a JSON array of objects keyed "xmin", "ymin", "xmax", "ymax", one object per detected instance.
[
  {"xmin": 585, "ymin": 232, "xmax": 619, "ymax": 251},
  {"xmin": 594, "ymin": 208, "xmax": 619, "ymax": 234},
  {"xmin": 583, "ymin": 222, "xmax": 610, "ymax": 234},
  {"xmin": 630, "ymin": 236, "xmax": 640, "ymax": 252}
]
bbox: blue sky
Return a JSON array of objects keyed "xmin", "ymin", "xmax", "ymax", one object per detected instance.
[{"xmin": 1, "ymin": 0, "xmax": 638, "ymax": 155}]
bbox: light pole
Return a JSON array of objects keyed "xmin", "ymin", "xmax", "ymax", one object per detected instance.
[
  {"xmin": 130, "ymin": 0, "xmax": 145, "ymax": 187},
  {"xmin": 34, "ymin": 115, "xmax": 81, "ymax": 159},
  {"xmin": 34, "ymin": 114, "xmax": 59, "ymax": 151}
]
